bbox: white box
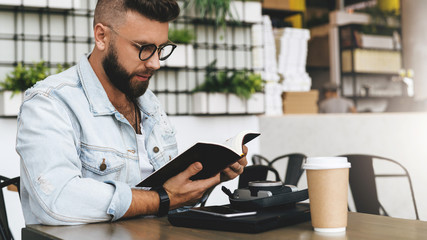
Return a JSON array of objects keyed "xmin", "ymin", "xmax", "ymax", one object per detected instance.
[
  {"xmin": 0, "ymin": 91, "xmax": 22, "ymax": 116},
  {"xmin": 360, "ymin": 34, "xmax": 394, "ymax": 50}
]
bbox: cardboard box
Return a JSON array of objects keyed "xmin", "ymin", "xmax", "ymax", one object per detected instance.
[
  {"xmin": 283, "ymin": 103, "xmax": 318, "ymax": 114},
  {"xmin": 282, "ymin": 90, "xmax": 319, "ymax": 101},
  {"xmin": 282, "ymin": 90, "xmax": 319, "ymax": 114},
  {"xmin": 262, "ymin": 0, "xmax": 290, "ymax": 10},
  {"xmin": 341, "ymin": 49, "xmax": 401, "ymax": 74}
]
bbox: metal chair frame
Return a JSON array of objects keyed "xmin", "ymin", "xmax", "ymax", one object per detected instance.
[
  {"xmin": 0, "ymin": 176, "xmax": 20, "ymax": 240},
  {"xmin": 339, "ymin": 154, "xmax": 419, "ymax": 220},
  {"xmin": 251, "ymin": 153, "xmax": 307, "ymax": 185}
]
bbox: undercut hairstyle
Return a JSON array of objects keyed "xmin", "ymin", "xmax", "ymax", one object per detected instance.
[{"xmin": 93, "ymin": 0, "xmax": 180, "ymax": 28}]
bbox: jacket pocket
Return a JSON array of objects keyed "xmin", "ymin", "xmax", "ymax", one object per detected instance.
[{"xmin": 80, "ymin": 144, "xmax": 126, "ymax": 181}]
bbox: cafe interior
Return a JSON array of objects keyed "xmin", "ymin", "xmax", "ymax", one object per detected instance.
[{"xmin": 1, "ymin": 0, "xmax": 427, "ymax": 239}]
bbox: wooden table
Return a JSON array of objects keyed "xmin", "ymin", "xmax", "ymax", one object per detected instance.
[{"xmin": 22, "ymin": 212, "xmax": 427, "ymax": 240}]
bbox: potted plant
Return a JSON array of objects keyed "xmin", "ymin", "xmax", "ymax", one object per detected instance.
[
  {"xmin": 229, "ymin": 69, "xmax": 264, "ymax": 113},
  {"xmin": 162, "ymin": 28, "xmax": 195, "ymax": 67},
  {"xmin": 183, "ymin": 0, "xmax": 261, "ymax": 26},
  {"xmin": 184, "ymin": 0, "xmax": 234, "ymax": 28},
  {"xmin": 0, "ymin": 61, "xmax": 49, "ymax": 116},
  {"xmin": 192, "ymin": 60, "xmax": 264, "ymax": 114},
  {"xmin": 0, "ymin": 61, "xmax": 68, "ymax": 116}
]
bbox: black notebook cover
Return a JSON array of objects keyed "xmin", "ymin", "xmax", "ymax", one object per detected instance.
[
  {"xmin": 168, "ymin": 203, "xmax": 311, "ymax": 233},
  {"xmin": 137, "ymin": 132, "xmax": 260, "ymax": 187}
]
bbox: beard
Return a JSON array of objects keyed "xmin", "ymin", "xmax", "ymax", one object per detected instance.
[{"xmin": 102, "ymin": 43, "xmax": 151, "ymax": 100}]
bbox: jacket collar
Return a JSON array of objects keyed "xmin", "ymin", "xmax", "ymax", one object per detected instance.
[{"xmin": 77, "ymin": 54, "xmax": 157, "ymax": 117}]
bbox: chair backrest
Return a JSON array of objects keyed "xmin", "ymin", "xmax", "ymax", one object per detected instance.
[
  {"xmin": 0, "ymin": 176, "xmax": 20, "ymax": 240},
  {"xmin": 251, "ymin": 154, "xmax": 270, "ymax": 165},
  {"xmin": 339, "ymin": 154, "xmax": 419, "ymax": 220},
  {"xmin": 269, "ymin": 153, "xmax": 307, "ymax": 186},
  {"xmin": 238, "ymin": 165, "xmax": 281, "ymax": 189}
]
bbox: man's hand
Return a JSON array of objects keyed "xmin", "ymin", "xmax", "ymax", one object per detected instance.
[
  {"xmin": 220, "ymin": 145, "xmax": 248, "ymax": 182},
  {"xmin": 164, "ymin": 162, "xmax": 220, "ymax": 210}
]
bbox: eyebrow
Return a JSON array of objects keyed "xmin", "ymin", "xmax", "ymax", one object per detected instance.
[{"xmin": 134, "ymin": 40, "xmax": 170, "ymax": 46}]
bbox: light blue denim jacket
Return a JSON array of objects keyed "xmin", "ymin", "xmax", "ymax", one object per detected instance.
[{"xmin": 16, "ymin": 55, "xmax": 178, "ymax": 225}]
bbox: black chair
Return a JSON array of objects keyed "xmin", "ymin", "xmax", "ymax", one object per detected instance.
[
  {"xmin": 250, "ymin": 153, "xmax": 307, "ymax": 185},
  {"xmin": 269, "ymin": 153, "xmax": 306, "ymax": 186},
  {"xmin": 238, "ymin": 165, "xmax": 281, "ymax": 189},
  {"xmin": 0, "ymin": 176, "xmax": 20, "ymax": 240},
  {"xmin": 251, "ymin": 154, "xmax": 270, "ymax": 165},
  {"xmin": 339, "ymin": 154, "xmax": 419, "ymax": 220}
]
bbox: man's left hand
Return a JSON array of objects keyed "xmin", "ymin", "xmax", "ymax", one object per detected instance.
[{"xmin": 220, "ymin": 145, "xmax": 248, "ymax": 182}]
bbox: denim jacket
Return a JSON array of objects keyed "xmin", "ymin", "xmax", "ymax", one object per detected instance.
[{"xmin": 16, "ymin": 55, "xmax": 178, "ymax": 225}]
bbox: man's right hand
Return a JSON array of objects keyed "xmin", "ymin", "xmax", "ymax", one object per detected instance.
[
  {"xmin": 164, "ymin": 162, "xmax": 220, "ymax": 210},
  {"xmin": 122, "ymin": 162, "xmax": 220, "ymax": 219}
]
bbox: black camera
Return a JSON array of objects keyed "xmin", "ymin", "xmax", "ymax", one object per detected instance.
[
  {"xmin": 223, "ymin": 180, "xmax": 309, "ymax": 211},
  {"xmin": 233, "ymin": 181, "xmax": 299, "ymax": 200}
]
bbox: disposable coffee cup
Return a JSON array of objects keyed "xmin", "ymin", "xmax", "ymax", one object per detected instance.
[{"xmin": 303, "ymin": 157, "xmax": 351, "ymax": 232}]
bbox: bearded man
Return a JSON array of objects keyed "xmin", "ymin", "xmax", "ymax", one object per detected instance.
[{"xmin": 16, "ymin": 0, "xmax": 247, "ymax": 225}]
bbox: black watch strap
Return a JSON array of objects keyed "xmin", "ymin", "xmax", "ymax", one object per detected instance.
[{"xmin": 154, "ymin": 187, "xmax": 170, "ymax": 217}]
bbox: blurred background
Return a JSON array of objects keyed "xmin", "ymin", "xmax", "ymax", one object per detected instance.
[{"xmin": 1, "ymin": 0, "xmax": 427, "ymax": 239}]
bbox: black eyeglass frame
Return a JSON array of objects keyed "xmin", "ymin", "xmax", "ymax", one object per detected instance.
[{"xmin": 105, "ymin": 25, "xmax": 177, "ymax": 61}]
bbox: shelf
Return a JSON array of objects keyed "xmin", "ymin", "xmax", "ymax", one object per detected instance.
[
  {"xmin": 338, "ymin": 22, "xmax": 405, "ymax": 109},
  {"xmin": 261, "ymin": 8, "xmax": 304, "ymax": 28},
  {"xmin": 261, "ymin": 8, "xmax": 303, "ymax": 19},
  {"xmin": 0, "ymin": 5, "xmax": 92, "ymax": 16},
  {"xmin": 342, "ymin": 72, "xmax": 399, "ymax": 77},
  {"xmin": 188, "ymin": 18, "xmax": 258, "ymax": 27},
  {"xmin": 340, "ymin": 47, "xmax": 400, "ymax": 52},
  {"xmin": 193, "ymin": 43, "xmax": 252, "ymax": 51},
  {"xmin": 340, "ymin": 23, "xmax": 401, "ymax": 31},
  {"xmin": 343, "ymin": 95, "xmax": 410, "ymax": 99}
]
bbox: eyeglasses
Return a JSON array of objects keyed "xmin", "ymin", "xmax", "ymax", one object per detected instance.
[{"xmin": 106, "ymin": 25, "xmax": 177, "ymax": 61}]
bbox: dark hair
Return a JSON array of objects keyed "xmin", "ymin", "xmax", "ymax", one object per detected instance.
[{"xmin": 94, "ymin": 0, "xmax": 180, "ymax": 27}]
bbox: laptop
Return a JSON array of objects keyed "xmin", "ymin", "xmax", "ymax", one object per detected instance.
[{"xmin": 168, "ymin": 203, "xmax": 311, "ymax": 233}]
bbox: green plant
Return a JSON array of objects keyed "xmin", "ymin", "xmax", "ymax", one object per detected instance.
[
  {"xmin": 0, "ymin": 61, "xmax": 70, "ymax": 95},
  {"xmin": 193, "ymin": 60, "xmax": 264, "ymax": 99},
  {"xmin": 231, "ymin": 70, "xmax": 263, "ymax": 99},
  {"xmin": 184, "ymin": 0, "xmax": 234, "ymax": 28},
  {"xmin": 0, "ymin": 61, "xmax": 49, "ymax": 94},
  {"xmin": 168, "ymin": 28, "xmax": 195, "ymax": 44},
  {"xmin": 356, "ymin": 6, "xmax": 400, "ymax": 35},
  {"xmin": 55, "ymin": 63, "xmax": 71, "ymax": 74}
]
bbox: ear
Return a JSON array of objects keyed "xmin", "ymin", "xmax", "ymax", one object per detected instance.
[{"xmin": 93, "ymin": 23, "xmax": 109, "ymax": 51}]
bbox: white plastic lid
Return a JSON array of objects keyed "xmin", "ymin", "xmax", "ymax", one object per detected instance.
[
  {"xmin": 303, "ymin": 157, "xmax": 351, "ymax": 170},
  {"xmin": 314, "ymin": 227, "xmax": 346, "ymax": 233}
]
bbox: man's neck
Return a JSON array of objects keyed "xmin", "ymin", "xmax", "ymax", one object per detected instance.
[{"xmin": 88, "ymin": 50, "xmax": 131, "ymax": 110}]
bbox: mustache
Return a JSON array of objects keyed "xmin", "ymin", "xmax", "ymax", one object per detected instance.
[{"xmin": 133, "ymin": 69, "xmax": 156, "ymax": 77}]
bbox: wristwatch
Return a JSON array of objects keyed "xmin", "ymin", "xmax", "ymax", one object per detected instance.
[{"xmin": 154, "ymin": 186, "xmax": 170, "ymax": 217}]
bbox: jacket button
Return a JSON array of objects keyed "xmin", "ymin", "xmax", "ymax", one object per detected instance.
[
  {"xmin": 153, "ymin": 146, "xmax": 159, "ymax": 153},
  {"xmin": 100, "ymin": 158, "xmax": 107, "ymax": 171}
]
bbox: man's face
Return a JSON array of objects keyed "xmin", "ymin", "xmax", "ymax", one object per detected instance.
[{"xmin": 102, "ymin": 11, "xmax": 169, "ymax": 100}]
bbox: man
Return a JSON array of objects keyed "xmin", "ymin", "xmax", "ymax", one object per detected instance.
[
  {"xmin": 318, "ymin": 82, "xmax": 357, "ymax": 113},
  {"xmin": 16, "ymin": 0, "xmax": 247, "ymax": 225}
]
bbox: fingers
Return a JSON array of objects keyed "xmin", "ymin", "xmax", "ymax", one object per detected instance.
[
  {"xmin": 242, "ymin": 145, "xmax": 248, "ymax": 155},
  {"xmin": 178, "ymin": 162, "xmax": 203, "ymax": 180},
  {"xmin": 198, "ymin": 173, "xmax": 221, "ymax": 189},
  {"xmin": 230, "ymin": 162, "xmax": 244, "ymax": 174}
]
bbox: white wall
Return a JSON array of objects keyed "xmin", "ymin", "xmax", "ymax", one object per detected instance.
[
  {"xmin": 259, "ymin": 113, "xmax": 427, "ymax": 220},
  {"xmin": 0, "ymin": 115, "xmax": 259, "ymax": 238},
  {"xmin": 402, "ymin": 0, "xmax": 427, "ymax": 100},
  {"xmin": 170, "ymin": 116, "xmax": 260, "ymax": 206},
  {"xmin": 0, "ymin": 119, "xmax": 24, "ymax": 240}
]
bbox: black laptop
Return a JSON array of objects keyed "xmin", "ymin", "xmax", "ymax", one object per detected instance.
[{"xmin": 168, "ymin": 203, "xmax": 311, "ymax": 233}]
